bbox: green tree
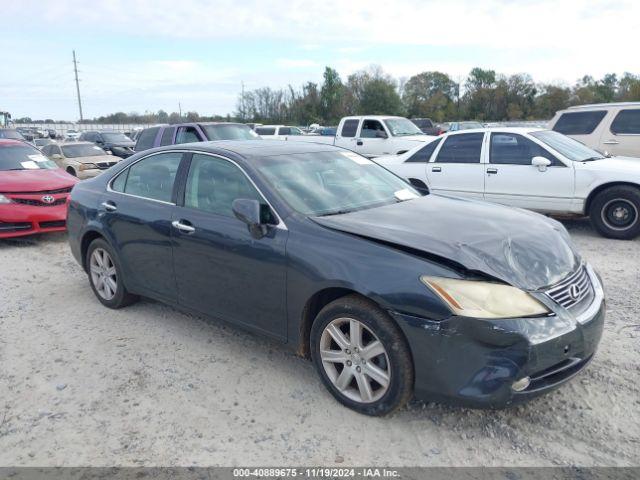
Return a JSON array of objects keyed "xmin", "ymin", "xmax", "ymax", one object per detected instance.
[
  {"xmin": 402, "ymin": 71, "xmax": 458, "ymax": 121},
  {"xmin": 320, "ymin": 67, "xmax": 345, "ymax": 124}
]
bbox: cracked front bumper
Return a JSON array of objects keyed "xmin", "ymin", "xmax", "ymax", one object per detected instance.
[{"xmin": 392, "ymin": 266, "xmax": 606, "ymax": 408}]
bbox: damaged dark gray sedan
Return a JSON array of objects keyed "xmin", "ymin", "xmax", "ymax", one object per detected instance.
[{"xmin": 67, "ymin": 141, "xmax": 605, "ymax": 416}]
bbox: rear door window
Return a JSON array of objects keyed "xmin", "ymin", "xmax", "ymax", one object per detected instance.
[
  {"xmin": 121, "ymin": 152, "xmax": 183, "ymax": 203},
  {"xmin": 135, "ymin": 127, "xmax": 160, "ymax": 151},
  {"xmin": 279, "ymin": 127, "xmax": 291, "ymax": 135},
  {"xmin": 340, "ymin": 120, "xmax": 359, "ymax": 137},
  {"xmin": 434, "ymin": 133, "xmax": 484, "ymax": 163},
  {"xmin": 552, "ymin": 111, "xmax": 607, "ymax": 135},
  {"xmin": 255, "ymin": 127, "xmax": 276, "ymax": 136},
  {"xmin": 610, "ymin": 109, "xmax": 640, "ymax": 134}
]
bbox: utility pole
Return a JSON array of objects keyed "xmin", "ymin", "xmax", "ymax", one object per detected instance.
[
  {"xmin": 241, "ymin": 81, "xmax": 245, "ymax": 121},
  {"xmin": 178, "ymin": 101, "xmax": 182, "ymax": 119},
  {"xmin": 72, "ymin": 50, "xmax": 84, "ymax": 121}
]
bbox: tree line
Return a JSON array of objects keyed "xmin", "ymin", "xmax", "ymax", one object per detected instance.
[
  {"xmin": 15, "ymin": 66, "xmax": 640, "ymax": 126},
  {"xmin": 237, "ymin": 66, "xmax": 640, "ymax": 125}
]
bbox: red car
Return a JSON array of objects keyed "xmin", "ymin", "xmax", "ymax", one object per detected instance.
[{"xmin": 0, "ymin": 139, "xmax": 78, "ymax": 239}]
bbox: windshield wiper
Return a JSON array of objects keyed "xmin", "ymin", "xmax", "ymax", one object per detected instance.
[
  {"xmin": 317, "ymin": 209, "xmax": 355, "ymax": 217},
  {"xmin": 581, "ymin": 156, "xmax": 605, "ymax": 162}
]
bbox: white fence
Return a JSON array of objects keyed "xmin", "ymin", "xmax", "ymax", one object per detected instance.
[{"xmin": 13, "ymin": 123, "xmax": 156, "ymax": 137}]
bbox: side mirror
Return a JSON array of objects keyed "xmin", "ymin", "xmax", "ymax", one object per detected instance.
[
  {"xmin": 375, "ymin": 130, "xmax": 388, "ymax": 139},
  {"xmin": 51, "ymin": 153, "xmax": 63, "ymax": 160},
  {"xmin": 232, "ymin": 198, "xmax": 268, "ymax": 239},
  {"xmin": 532, "ymin": 156, "xmax": 551, "ymax": 172}
]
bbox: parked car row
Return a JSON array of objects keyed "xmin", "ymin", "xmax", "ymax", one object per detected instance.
[
  {"xmin": 4, "ymin": 103, "xmax": 633, "ymax": 416},
  {"xmin": 377, "ymin": 126, "xmax": 640, "ymax": 240}
]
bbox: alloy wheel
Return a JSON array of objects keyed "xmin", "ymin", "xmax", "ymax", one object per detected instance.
[
  {"xmin": 89, "ymin": 248, "xmax": 118, "ymax": 301},
  {"xmin": 319, "ymin": 317, "xmax": 391, "ymax": 403}
]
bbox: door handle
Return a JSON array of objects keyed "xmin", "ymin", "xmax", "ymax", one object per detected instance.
[
  {"xmin": 356, "ymin": 140, "xmax": 363, "ymax": 146},
  {"xmin": 487, "ymin": 168, "xmax": 498, "ymax": 174},
  {"xmin": 172, "ymin": 220, "xmax": 195, "ymax": 234},
  {"xmin": 101, "ymin": 201, "xmax": 117, "ymax": 212},
  {"xmin": 603, "ymin": 140, "xmax": 619, "ymax": 145},
  {"xmin": 431, "ymin": 166, "xmax": 442, "ymax": 172}
]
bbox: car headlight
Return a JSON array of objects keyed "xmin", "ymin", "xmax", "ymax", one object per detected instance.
[
  {"xmin": 79, "ymin": 163, "xmax": 98, "ymax": 171},
  {"xmin": 421, "ymin": 276, "xmax": 550, "ymax": 319},
  {"xmin": 0, "ymin": 194, "xmax": 13, "ymax": 204}
]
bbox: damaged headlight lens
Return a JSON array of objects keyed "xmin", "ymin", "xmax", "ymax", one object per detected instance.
[{"xmin": 421, "ymin": 276, "xmax": 550, "ymax": 319}]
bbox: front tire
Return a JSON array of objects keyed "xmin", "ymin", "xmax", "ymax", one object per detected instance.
[
  {"xmin": 86, "ymin": 238, "xmax": 138, "ymax": 309},
  {"xmin": 310, "ymin": 295, "xmax": 413, "ymax": 416},
  {"xmin": 589, "ymin": 186, "xmax": 640, "ymax": 240}
]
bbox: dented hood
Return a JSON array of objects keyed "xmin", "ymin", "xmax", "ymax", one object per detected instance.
[{"xmin": 312, "ymin": 195, "xmax": 580, "ymax": 291}]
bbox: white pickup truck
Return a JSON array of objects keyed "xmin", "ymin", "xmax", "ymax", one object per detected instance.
[{"xmin": 289, "ymin": 116, "xmax": 434, "ymax": 158}]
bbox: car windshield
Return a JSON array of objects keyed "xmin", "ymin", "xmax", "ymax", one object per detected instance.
[
  {"xmin": 0, "ymin": 130, "xmax": 25, "ymax": 140},
  {"xmin": 531, "ymin": 130, "xmax": 605, "ymax": 161},
  {"xmin": 101, "ymin": 132, "xmax": 131, "ymax": 142},
  {"xmin": 254, "ymin": 150, "xmax": 420, "ymax": 216},
  {"xmin": 62, "ymin": 144, "xmax": 106, "ymax": 158},
  {"xmin": 383, "ymin": 118, "xmax": 424, "ymax": 136},
  {"xmin": 202, "ymin": 124, "xmax": 259, "ymax": 141},
  {"xmin": 0, "ymin": 145, "xmax": 59, "ymax": 171}
]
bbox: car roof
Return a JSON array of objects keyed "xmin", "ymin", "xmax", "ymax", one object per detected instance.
[
  {"xmin": 156, "ymin": 139, "xmax": 348, "ymax": 158},
  {"xmin": 444, "ymin": 126, "xmax": 545, "ymax": 135},
  {"xmin": 342, "ymin": 115, "xmax": 405, "ymax": 121},
  {"xmin": 59, "ymin": 141, "xmax": 95, "ymax": 146},
  {"xmin": 566, "ymin": 101, "xmax": 640, "ymax": 110}
]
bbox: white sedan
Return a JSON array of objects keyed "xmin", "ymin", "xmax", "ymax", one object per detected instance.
[{"xmin": 376, "ymin": 127, "xmax": 640, "ymax": 240}]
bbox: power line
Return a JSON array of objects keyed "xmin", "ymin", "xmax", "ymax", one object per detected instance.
[{"xmin": 73, "ymin": 50, "xmax": 84, "ymax": 121}]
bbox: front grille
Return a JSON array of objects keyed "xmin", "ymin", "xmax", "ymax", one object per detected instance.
[
  {"xmin": 0, "ymin": 221, "xmax": 32, "ymax": 232},
  {"xmin": 1, "ymin": 186, "xmax": 72, "ymax": 195},
  {"xmin": 11, "ymin": 197, "xmax": 67, "ymax": 207},
  {"xmin": 95, "ymin": 161, "xmax": 117, "ymax": 170},
  {"xmin": 39, "ymin": 220, "xmax": 66, "ymax": 229},
  {"xmin": 545, "ymin": 266, "xmax": 594, "ymax": 310}
]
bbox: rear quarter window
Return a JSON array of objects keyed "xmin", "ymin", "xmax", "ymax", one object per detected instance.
[
  {"xmin": 160, "ymin": 127, "xmax": 175, "ymax": 146},
  {"xmin": 552, "ymin": 111, "xmax": 607, "ymax": 135},
  {"xmin": 406, "ymin": 138, "xmax": 442, "ymax": 163}
]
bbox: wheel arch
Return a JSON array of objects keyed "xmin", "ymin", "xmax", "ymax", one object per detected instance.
[
  {"xmin": 296, "ymin": 287, "xmax": 410, "ymax": 360},
  {"xmin": 585, "ymin": 181, "xmax": 640, "ymax": 215},
  {"xmin": 80, "ymin": 229, "xmax": 106, "ymax": 272}
]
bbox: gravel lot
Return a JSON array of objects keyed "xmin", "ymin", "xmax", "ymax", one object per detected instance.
[{"xmin": 0, "ymin": 220, "xmax": 639, "ymax": 467}]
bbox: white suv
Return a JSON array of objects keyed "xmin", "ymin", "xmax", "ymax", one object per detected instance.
[
  {"xmin": 549, "ymin": 102, "xmax": 640, "ymax": 157},
  {"xmin": 376, "ymin": 127, "xmax": 640, "ymax": 239}
]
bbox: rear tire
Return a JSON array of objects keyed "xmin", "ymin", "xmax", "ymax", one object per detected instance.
[
  {"xmin": 310, "ymin": 295, "xmax": 413, "ymax": 416},
  {"xmin": 589, "ymin": 186, "xmax": 640, "ymax": 240},
  {"xmin": 86, "ymin": 238, "xmax": 138, "ymax": 309}
]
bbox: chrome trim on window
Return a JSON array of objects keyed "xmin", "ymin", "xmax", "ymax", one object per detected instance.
[{"xmin": 106, "ymin": 149, "xmax": 287, "ymax": 230}]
